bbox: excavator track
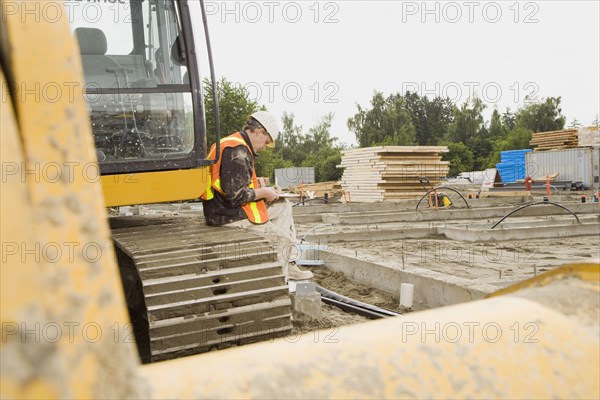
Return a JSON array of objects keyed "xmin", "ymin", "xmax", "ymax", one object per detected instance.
[{"xmin": 109, "ymin": 214, "xmax": 292, "ymax": 363}]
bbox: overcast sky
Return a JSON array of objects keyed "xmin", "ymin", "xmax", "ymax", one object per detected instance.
[{"xmin": 198, "ymin": 1, "xmax": 599, "ymax": 146}]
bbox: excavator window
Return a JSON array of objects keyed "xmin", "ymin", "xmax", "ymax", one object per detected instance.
[{"xmin": 65, "ymin": 0, "xmax": 203, "ymax": 174}]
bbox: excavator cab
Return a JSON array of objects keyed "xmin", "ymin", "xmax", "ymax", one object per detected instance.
[{"xmin": 66, "ymin": 0, "xmax": 203, "ymax": 173}]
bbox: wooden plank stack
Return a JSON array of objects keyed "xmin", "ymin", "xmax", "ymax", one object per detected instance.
[
  {"xmin": 339, "ymin": 146, "xmax": 449, "ymax": 202},
  {"xmin": 529, "ymin": 129, "xmax": 579, "ymax": 151},
  {"xmin": 289, "ymin": 181, "xmax": 342, "ymax": 198}
]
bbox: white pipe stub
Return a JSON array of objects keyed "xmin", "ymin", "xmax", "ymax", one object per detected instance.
[{"xmin": 400, "ymin": 283, "xmax": 414, "ymax": 308}]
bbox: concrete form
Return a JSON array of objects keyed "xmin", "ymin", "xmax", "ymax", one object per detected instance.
[
  {"xmin": 292, "ymin": 196, "xmax": 534, "ymax": 223},
  {"xmin": 300, "ymin": 221, "xmax": 600, "ymax": 243},
  {"xmin": 299, "ymin": 206, "xmax": 600, "ymax": 243},
  {"xmin": 297, "ymin": 200, "xmax": 600, "ymax": 312},
  {"xmin": 441, "ymin": 221, "xmax": 600, "ymax": 242},
  {"xmin": 305, "ymin": 247, "xmax": 498, "ymax": 311},
  {"xmin": 319, "ymin": 203, "xmax": 599, "ymax": 225}
]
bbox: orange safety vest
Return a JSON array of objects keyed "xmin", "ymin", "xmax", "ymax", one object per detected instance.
[{"xmin": 201, "ymin": 132, "xmax": 269, "ymax": 224}]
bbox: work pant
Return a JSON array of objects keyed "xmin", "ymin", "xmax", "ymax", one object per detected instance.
[{"xmin": 225, "ymin": 200, "xmax": 298, "ymax": 278}]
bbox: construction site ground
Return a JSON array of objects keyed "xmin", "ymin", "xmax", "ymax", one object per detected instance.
[
  {"xmin": 293, "ymin": 192, "xmax": 600, "ymax": 308},
  {"xmin": 121, "ymin": 192, "xmax": 599, "ymax": 346},
  {"xmin": 290, "ymin": 267, "xmax": 401, "ymax": 336},
  {"xmin": 295, "ymin": 215, "xmax": 599, "ymax": 286}
]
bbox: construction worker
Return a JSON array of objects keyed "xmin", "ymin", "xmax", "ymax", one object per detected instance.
[{"xmin": 201, "ymin": 111, "xmax": 313, "ymax": 281}]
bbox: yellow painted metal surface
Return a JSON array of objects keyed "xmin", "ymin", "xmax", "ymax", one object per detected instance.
[
  {"xmin": 101, "ymin": 168, "xmax": 209, "ymax": 207},
  {"xmin": 488, "ymin": 263, "xmax": 600, "ymax": 297},
  {"xmin": 140, "ymin": 269, "xmax": 600, "ymax": 399},
  {"xmin": 0, "ymin": 67, "xmax": 63, "ymax": 400},
  {"xmin": 1, "ymin": 1, "xmax": 599, "ymax": 399},
  {"xmin": 1, "ymin": 2, "xmax": 143, "ymax": 398}
]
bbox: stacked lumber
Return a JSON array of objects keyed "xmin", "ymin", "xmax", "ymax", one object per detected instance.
[
  {"xmin": 339, "ymin": 146, "xmax": 449, "ymax": 202},
  {"xmin": 290, "ymin": 181, "xmax": 342, "ymax": 198},
  {"xmin": 578, "ymin": 126, "xmax": 600, "ymax": 147},
  {"xmin": 530, "ymin": 129, "xmax": 579, "ymax": 151}
]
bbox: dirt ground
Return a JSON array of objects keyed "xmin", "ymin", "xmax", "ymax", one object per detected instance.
[
  {"xmin": 311, "ymin": 268, "xmax": 400, "ymax": 310},
  {"xmin": 290, "ymin": 267, "xmax": 401, "ymax": 335}
]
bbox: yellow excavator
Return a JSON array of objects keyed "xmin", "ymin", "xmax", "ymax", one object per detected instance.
[
  {"xmin": 1, "ymin": 1, "xmax": 598, "ymax": 398},
  {"xmin": 35, "ymin": 0, "xmax": 291, "ymax": 363}
]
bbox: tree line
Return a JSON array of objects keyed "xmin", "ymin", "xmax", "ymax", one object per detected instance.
[
  {"xmin": 205, "ymin": 77, "xmax": 596, "ymax": 181},
  {"xmin": 204, "ymin": 78, "xmax": 344, "ymax": 182},
  {"xmin": 348, "ymin": 93, "xmax": 576, "ymax": 176}
]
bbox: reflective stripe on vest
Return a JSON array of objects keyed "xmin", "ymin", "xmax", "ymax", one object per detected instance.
[{"xmin": 201, "ymin": 132, "xmax": 269, "ymax": 224}]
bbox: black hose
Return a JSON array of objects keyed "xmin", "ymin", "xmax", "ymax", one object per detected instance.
[
  {"xmin": 316, "ymin": 285, "xmax": 400, "ymax": 319},
  {"xmin": 321, "ymin": 297, "xmax": 392, "ymax": 319},
  {"xmin": 491, "ymin": 201, "xmax": 580, "ymax": 229}
]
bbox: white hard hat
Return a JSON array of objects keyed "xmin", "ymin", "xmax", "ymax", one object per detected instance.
[{"xmin": 250, "ymin": 111, "xmax": 280, "ymax": 147}]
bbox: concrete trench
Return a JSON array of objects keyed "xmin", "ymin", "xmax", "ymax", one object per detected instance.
[{"xmin": 295, "ymin": 198, "xmax": 600, "ymax": 312}]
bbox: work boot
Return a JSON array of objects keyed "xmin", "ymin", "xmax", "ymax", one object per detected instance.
[{"xmin": 288, "ymin": 263, "xmax": 313, "ymax": 280}]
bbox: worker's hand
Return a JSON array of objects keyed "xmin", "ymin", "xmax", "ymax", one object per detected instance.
[{"xmin": 255, "ymin": 187, "xmax": 279, "ymax": 202}]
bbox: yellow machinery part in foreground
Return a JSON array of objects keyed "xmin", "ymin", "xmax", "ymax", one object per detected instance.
[
  {"xmin": 140, "ymin": 269, "xmax": 600, "ymax": 399},
  {"xmin": 1, "ymin": 2, "xmax": 599, "ymax": 398},
  {"xmin": 0, "ymin": 2, "xmax": 142, "ymax": 397}
]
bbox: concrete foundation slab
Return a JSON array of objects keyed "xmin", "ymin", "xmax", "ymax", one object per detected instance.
[
  {"xmin": 321, "ymin": 203, "xmax": 599, "ymax": 225},
  {"xmin": 302, "ymin": 227, "xmax": 438, "ymax": 243},
  {"xmin": 441, "ymin": 222, "xmax": 600, "ymax": 242},
  {"xmin": 292, "ymin": 197, "xmax": 538, "ymax": 224},
  {"xmin": 300, "ymin": 215, "xmax": 600, "ymax": 243},
  {"xmin": 311, "ymin": 234, "xmax": 599, "ymax": 311}
]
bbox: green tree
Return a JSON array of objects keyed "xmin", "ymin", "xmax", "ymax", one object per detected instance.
[
  {"xmin": 424, "ymin": 96, "xmax": 454, "ymax": 145},
  {"xmin": 489, "ymin": 109, "xmax": 508, "ymax": 141},
  {"xmin": 274, "ymin": 112, "xmax": 305, "ymax": 166},
  {"xmin": 445, "ymin": 98, "xmax": 490, "ymax": 170},
  {"xmin": 403, "ymin": 92, "xmax": 428, "ymax": 144},
  {"xmin": 347, "ymin": 92, "xmax": 416, "ymax": 147},
  {"xmin": 302, "ymin": 113, "xmax": 337, "ymax": 155},
  {"xmin": 568, "ymin": 118, "xmax": 582, "ymax": 128},
  {"xmin": 515, "ymin": 97, "xmax": 566, "ymax": 133},
  {"xmin": 486, "ymin": 127, "xmax": 533, "ymax": 168},
  {"xmin": 442, "ymin": 142, "xmax": 474, "ymax": 177},
  {"xmin": 404, "ymin": 92, "xmax": 453, "ymax": 145},
  {"xmin": 481, "ymin": 109, "xmax": 509, "ymax": 169},
  {"xmin": 499, "ymin": 127, "xmax": 533, "ymax": 150},
  {"xmin": 268, "ymin": 113, "xmax": 343, "ymax": 182},
  {"xmin": 502, "ymin": 108, "xmax": 516, "ymax": 131},
  {"xmin": 300, "ymin": 114, "xmax": 343, "ymax": 182},
  {"xmin": 446, "ymin": 98, "xmax": 486, "ymax": 145},
  {"xmin": 254, "ymin": 149, "xmax": 293, "ymax": 181},
  {"xmin": 203, "ymin": 77, "xmax": 262, "ymax": 148},
  {"xmin": 302, "ymin": 148, "xmax": 342, "ymax": 182}
]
